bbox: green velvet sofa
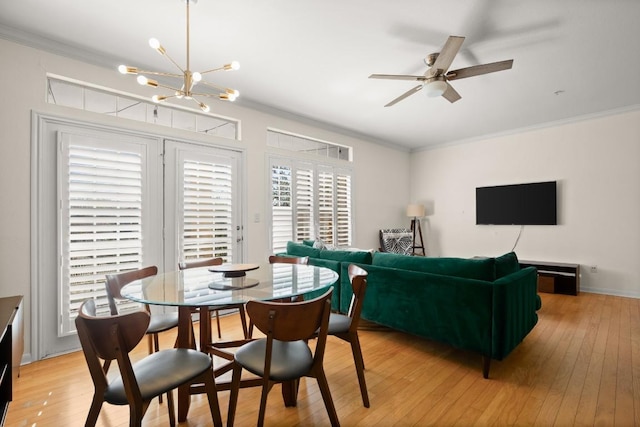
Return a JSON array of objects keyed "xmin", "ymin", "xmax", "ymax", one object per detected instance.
[
  {"xmin": 283, "ymin": 240, "xmax": 373, "ymax": 311},
  {"xmin": 284, "ymin": 241, "xmax": 541, "ymax": 378}
]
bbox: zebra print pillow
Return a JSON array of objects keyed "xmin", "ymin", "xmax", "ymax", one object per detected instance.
[{"xmin": 379, "ymin": 228, "xmax": 413, "ymax": 255}]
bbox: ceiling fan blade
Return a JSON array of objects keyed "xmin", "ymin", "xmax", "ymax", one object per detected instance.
[
  {"xmin": 369, "ymin": 74, "xmax": 424, "ymax": 81},
  {"xmin": 446, "ymin": 59, "xmax": 513, "ymax": 81},
  {"xmin": 429, "ymin": 36, "xmax": 465, "ymax": 76},
  {"xmin": 384, "ymin": 85, "xmax": 423, "ymax": 107},
  {"xmin": 442, "ymin": 82, "xmax": 461, "ymax": 103}
]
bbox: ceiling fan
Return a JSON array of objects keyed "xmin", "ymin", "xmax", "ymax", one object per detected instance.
[{"xmin": 369, "ymin": 35, "xmax": 513, "ymax": 107}]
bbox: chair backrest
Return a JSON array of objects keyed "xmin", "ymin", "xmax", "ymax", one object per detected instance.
[
  {"xmin": 346, "ymin": 264, "xmax": 368, "ymax": 331},
  {"xmin": 104, "ymin": 266, "xmax": 158, "ymax": 315},
  {"xmin": 247, "ymin": 288, "xmax": 332, "ymax": 347},
  {"xmin": 75, "ymin": 299, "xmax": 150, "ymax": 393},
  {"xmin": 268, "ymin": 255, "xmax": 309, "ymax": 265},
  {"xmin": 178, "ymin": 257, "xmax": 224, "ymax": 270}
]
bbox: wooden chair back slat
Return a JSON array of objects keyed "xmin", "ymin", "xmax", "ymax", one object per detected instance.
[
  {"xmin": 246, "ymin": 289, "xmax": 331, "ymax": 342},
  {"xmin": 178, "ymin": 257, "xmax": 224, "ymax": 270},
  {"xmin": 268, "ymin": 255, "xmax": 309, "ymax": 265},
  {"xmin": 104, "ymin": 266, "xmax": 158, "ymax": 315}
]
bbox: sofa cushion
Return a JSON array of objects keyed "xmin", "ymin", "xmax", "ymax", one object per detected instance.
[
  {"xmin": 318, "ymin": 249, "xmax": 373, "ymax": 264},
  {"xmin": 495, "ymin": 252, "xmax": 520, "ymax": 279},
  {"xmin": 286, "ymin": 241, "xmax": 320, "ymax": 258},
  {"xmin": 372, "ymin": 252, "xmax": 495, "ymax": 281}
]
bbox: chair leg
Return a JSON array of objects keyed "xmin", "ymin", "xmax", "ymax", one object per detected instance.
[
  {"xmin": 166, "ymin": 390, "xmax": 176, "ymax": 427},
  {"xmin": 314, "ymin": 369, "xmax": 340, "ymax": 427},
  {"xmin": 227, "ymin": 362, "xmax": 243, "ymax": 427},
  {"xmin": 151, "ymin": 333, "xmax": 163, "ymax": 404},
  {"xmin": 85, "ymin": 394, "xmax": 104, "ymax": 427},
  {"xmin": 257, "ymin": 379, "xmax": 274, "ymax": 427},
  {"xmin": 349, "ymin": 333, "xmax": 370, "ymax": 408},
  {"xmin": 238, "ymin": 305, "xmax": 249, "ymax": 339},
  {"xmin": 214, "ymin": 310, "xmax": 222, "ymax": 339},
  {"xmin": 200, "ymin": 369, "xmax": 223, "ymax": 427}
]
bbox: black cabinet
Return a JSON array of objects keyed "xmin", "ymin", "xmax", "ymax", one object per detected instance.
[
  {"xmin": 519, "ymin": 260, "xmax": 580, "ymax": 295},
  {"xmin": 0, "ymin": 296, "xmax": 23, "ymax": 426}
]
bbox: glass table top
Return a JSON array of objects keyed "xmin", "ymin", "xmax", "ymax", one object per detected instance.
[{"xmin": 121, "ymin": 263, "xmax": 339, "ymax": 308}]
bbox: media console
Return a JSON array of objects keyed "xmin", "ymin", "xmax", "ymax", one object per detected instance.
[
  {"xmin": 0, "ymin": 296, "xmax": 23, "ymax": 426},
  {"xmin": 519, "ymin": 260, "xmax": 580, "ymax": 295}
]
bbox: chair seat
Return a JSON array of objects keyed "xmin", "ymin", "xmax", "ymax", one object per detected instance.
[
  {"xmin": 147, "ymin": 311, "xmax": 179, "ymax": 334},
  {"xmin": 328, "ymin": 313, "xmax": 352, "ymax": 335},
  {"xmin": 235, "ymin": 339, "xmax": 313, "ymax": 381},
  {"xmin": 104, "ymin": 348, "xmax": 212, "ymax": 405}
]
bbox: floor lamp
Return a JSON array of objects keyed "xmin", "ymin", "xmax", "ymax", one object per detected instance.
[{"xmin": 407, "ymin": 204, "xmax": 425, "ymax": 256}]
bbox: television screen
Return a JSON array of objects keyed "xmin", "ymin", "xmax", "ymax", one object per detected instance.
[{"xmin": 476, "ymin": 181, "xmax": 557, "ymax": 225}]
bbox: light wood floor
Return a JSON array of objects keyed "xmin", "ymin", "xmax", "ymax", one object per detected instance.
[{"xmin": 6, "ymin": 292, "xmax": 640, "ymax": 426}]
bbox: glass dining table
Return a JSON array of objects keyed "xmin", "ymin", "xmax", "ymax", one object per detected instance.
[{"xmin": 121, "ymin": 262, "xmax": 338, "ymax": 421}]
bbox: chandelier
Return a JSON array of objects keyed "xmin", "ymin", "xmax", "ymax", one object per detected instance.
[{"xmin": 118, "ymin": 0, "xmax": 239, "ymax": 113}]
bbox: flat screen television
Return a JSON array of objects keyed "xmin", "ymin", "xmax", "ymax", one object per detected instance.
[{"xmin": 476, "ymin": 181, "xmax": 557, "ymax": 225}]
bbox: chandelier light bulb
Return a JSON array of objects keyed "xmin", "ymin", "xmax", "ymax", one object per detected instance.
[
  {"xmin": 137, "ymin": 75, "xmax": 148, "ymax": 85},
  {"xmin": 192, "ymin": 72, "xmax": 202, "ymax": 82},
  {"xmin": 152, "ymin": 95, "xmax": 168, "ymax": 103},
  {"xmin": 118, "ymin": 65, "xmax": 136, "ymax": 74},
  {"xmin": 149, "ymin": 38, "xmax": 160, "ymax": 49},
  {"xmin": 199, "ymin": 102, "xmax": 210, "ymax": 113},
  {"xmin": 230, "ymin": 61, "xmax": 240, "ymax": 70}
]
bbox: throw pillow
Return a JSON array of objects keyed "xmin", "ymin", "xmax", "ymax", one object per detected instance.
[{"xmin": 495, "ymin": 252, "xmax": 520, "ymax": 279}]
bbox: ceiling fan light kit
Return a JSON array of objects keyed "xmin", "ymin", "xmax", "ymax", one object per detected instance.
[
  {"xmin": 117, "ymin": 0, "xmax": 240, "ymax": 112},
  {"xmin": 424, "ymin": 79, "xmax": 448, "ymax": 98},
  {"xmin": 369, "ymin": 35, "xmax": 513, "ymax": 106}
]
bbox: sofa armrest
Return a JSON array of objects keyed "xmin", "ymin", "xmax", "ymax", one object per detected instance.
[{"xmin": 491, "ymin": 266, "xmax": 539, "ymax": 360}]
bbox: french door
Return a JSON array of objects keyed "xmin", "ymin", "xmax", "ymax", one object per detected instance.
[{"xmin": 33, "ymin": 115, "xmax": 243, "ymax": 359}]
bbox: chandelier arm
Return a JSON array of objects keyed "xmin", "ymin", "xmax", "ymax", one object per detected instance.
[
  {"xmin": 159, "ymin": 51, "xmax": 187, "ymax": 75},
  {"xmin": 138, "ymin": 70, "xmax": 183, "ymax": 78},
  {"xmin": 153, "ymin": 82, "xmax": 183, "ymax": 93},
  {"xmin": 198, "ymin": 80, "xmax": 229, "ymax": 92},
  {"xmin": 198, "ymin": 67, "xmax": 227, "ymax": 75}
]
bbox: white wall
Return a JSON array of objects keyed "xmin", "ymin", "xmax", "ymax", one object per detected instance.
[
  {"xmin": 0, "ymin": 38, "xmax": 410, "ymax": 361},
  {"xmin": 410, "ymin": 109, "xmax": 640, "ymax": 298}
]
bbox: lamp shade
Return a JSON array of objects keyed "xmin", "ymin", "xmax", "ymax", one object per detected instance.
[{"xmin": 406, "ymin": 204, "xmax": 425, "ymax": 218}]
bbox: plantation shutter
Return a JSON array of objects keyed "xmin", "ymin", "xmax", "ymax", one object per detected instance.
[
  {"xmin": 270, "ymin": 156, "xmax": 352, "ymax": 251},
  {"xmin": 182, "ymin": 159, "xmax": 234, "ymax": 261},
  {"xmin": 336, "ymin": 170, "xmax": 352, "ymax": 247},
  {"xmin": 295, "ymin": 164, "xmax": 314, "ymax": 242},
  {"xmin": 271, "ymin": 162, "xmax": 293, "ymax": 254},
  {"xmin": 58, "ymin": 133, "xmax": 149, "ymax": 335},
  {"xmin": 317, "ymin": 169, "xmax": 335, "ymax": 244}
]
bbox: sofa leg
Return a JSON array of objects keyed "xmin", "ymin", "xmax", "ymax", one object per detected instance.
[{"xmin": 482, "ymin": 356, "xmax": 491, "ymax": 379}]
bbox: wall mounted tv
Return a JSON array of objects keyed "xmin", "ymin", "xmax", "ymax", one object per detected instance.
[{"xmin": 476, "ymin": 181, "xmax": 557, "ymax": 225}]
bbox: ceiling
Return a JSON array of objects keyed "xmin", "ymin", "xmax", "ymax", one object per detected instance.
[{"xmin": 1, "ymin": 0, "xmax": 639, "ymax": 151}]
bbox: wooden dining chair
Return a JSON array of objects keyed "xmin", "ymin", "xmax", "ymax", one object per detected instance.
[
  {"xmin": 178, "ymin": 257, "xmax": 249, "ymax": 339},
  {"xmin": 268, "ymin": 255, "xmax": 309, "ymax": 265},
  {"xmin": 75, "ymin": 298, "xmax": 223, "ymax": 427},
  {"xmin": 105, "ymin": 266, "xmax": 179, "ymax": 355},
  {"xmin": 226, "ymin": 288, "xmax": 339, "ymax": 427},
  {"xmin": 245, "ymin": 254, "xmax": 312, "ymax": 338},
  {"xmin": 327, "ymin": 264, "xmax": 370, "ymax": 407}
]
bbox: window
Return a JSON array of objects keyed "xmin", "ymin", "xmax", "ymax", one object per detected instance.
[
  {"xmin": 267, "ymin": 129, "xmax": 352, "ymax": 161},
  {"xmin": 270, "ymin": 157, "xmax": 352, "ymax": 253},
  {"xmin": 47, "ymin": 75, "xmax": 240, "ymax": 140}
]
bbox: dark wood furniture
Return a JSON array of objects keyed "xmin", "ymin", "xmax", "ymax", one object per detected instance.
[
  {"xmin": 0, "ymin": 295, "xmax": 23, "ymax": 427},
  {"xmin": 75, "ymin": 299, "xmax": 222, "ymax": 427},
  {"xmin": 179, "ymin": 258, "xmax": 249, "ymax": 340},
  {"xmin": 326, "ymin": 264, "xmax": 370, "ymax": 407},
  {"xmin": 519, "ymin": 260, "xmax": 580, "ymax": 295},
  {"xmin": 226, "ymin": 289, "xmax": 338, "ymax": 427}
]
